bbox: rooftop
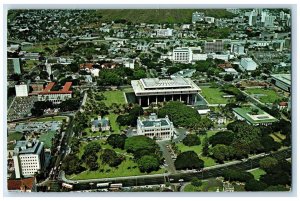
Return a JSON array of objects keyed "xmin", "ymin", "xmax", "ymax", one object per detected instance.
[
  {"xmin": 7, "ymin": 177, "xmax": 35, "ymax": 191},
  {"xmin": 14, "ymin": 140, "xmax": 44, "ymax": 155},
  {"xmin": 138, "ymin": 113, "xmax": 172, "ymax": 128},
  {"xmin": 233, "ymin": 106, "xmax": 278, "ymax": 124},
  {"xmin": 39, "ymin": 82, "xmax": 72, "ymax": 94},
  {"xmin": 271, "ymin": 74, "xmax": 291, "ymax": 86}
]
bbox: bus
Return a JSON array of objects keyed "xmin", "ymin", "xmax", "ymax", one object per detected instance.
[
  {"xmin": 96, "ymin": 183, "xmax": 110, "ymax": 188},
  {"xmin": 110, "ymin": 183, "xmax": 123, "ymax": 188},
  {"xmin": 62, "ymin": 183, "xmax": 73, "ymax": 189}
]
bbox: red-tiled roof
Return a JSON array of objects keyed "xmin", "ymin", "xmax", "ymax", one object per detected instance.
[
  {"xmin": 39, "ymin": 82, "xmax": 72, "ymax": 94},
  {"xmin": 8, "ymin": 177, "xmax": 35, "ymax": 191},
  {"xmin": 80, "ymin": 63, "xmax": 93, "ymax": 69},
  {"xmin": 279, "ymin": 102, "xmax": 288, "ymax": 106}
]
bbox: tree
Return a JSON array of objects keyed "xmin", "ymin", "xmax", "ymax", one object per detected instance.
[
  {"xmin": 223, "ymin": 169, "xmax": 254, "ymax": 182},
  {"xmin": 260, "ymin": 172, "xmax": 291, "ymax": 186},
  {"xmin": 208, "ymin": 131, "xmax": 234, "ymax": 146},
  {"xmin": 82, "ymin": 141, "xmax": 101, "ymax": 160},
  {"xmin": 59, "ymin": 98, "xmax": 81, "ymax": 112},
  {"xmin": 182, "ymin": 134, "xmax": 200, "ymax": 146},
  {"xmin": 224, "ymin": 74, "xmax": 234, "ymax": 81},
  {"xmin": 85, "ymin": 154, "xmax": 99, "ymax": 170},
  {"xmin": 166, "ymin": 67, "xmax": 180, "ymax": 75},
  {"xmin": 107, "ymin": 134, "xmax": 127, "ymax": 149},
  {"xmin": 101, "ymin": 149, "xmax": 123, "ymax": 167},
  {"xmin": 245, "ymin": 179, "xmax": 268, "ymax": 191},
  {"xmin": 39, "ymin": 71, "xmax": 49, "ymax": 79},
  {"xmin": 61, "ymin": 154, "xmax": 86, "ymax": 175},
  {"xmin": 202, "ymin": 136, "xmax": 209, "ymax": 156},
  {"xmin": 260, "ymin": 136, "xmax": 281, "ymax": 153},
  {"xmin": 210, "ymin": 144, "xmax": 234, "ymax": 163},
  {"xmin": 125, "ymin": 136, "xmax": 159, "ymax": 156},
  {"xmin": 191, "ymin": 177, "xmax": 203, "ymax": 187},
  {"xmin": 133, "ymin": 68, "xmax": 147, "ymax": 79},
  {"xmin": 265, "ymin": 185, "xmax": 289, "ymax": 191},
  {"xmin": 259, "ymin": 157, "xmax": 278, "ymax": 172},
  {"xmin": 137, "ymin": 155, "xmax": 160, "ymax": 173},
  {"xmin": 174, "ymin": 151, "xmax": 204, "ymax": 170},
  {"xmin": 68, "ymin": 63, "xmax": 79, "ymax": 73}
]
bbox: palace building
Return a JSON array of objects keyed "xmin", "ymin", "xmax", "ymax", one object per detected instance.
[{"xmin": 131, "ymin": 77, "xmax": 201, "ymax": 107}]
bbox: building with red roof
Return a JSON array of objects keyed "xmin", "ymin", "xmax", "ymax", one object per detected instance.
[
  {"xmin": 7, "ymin": 177, "xmax": 37, "ymax": 192},
  {"xmin": 37, "ymin": 82, "xmax": 72, "ymax": 104}
]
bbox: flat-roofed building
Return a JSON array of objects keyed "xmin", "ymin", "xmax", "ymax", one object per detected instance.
[
  {"xmin": 7, "ymin": 58, "xmax": 22, "ymax": 75},
  {"xmin": 233, "ymin": 106, "xmax": 278, "ymax": 126},
  {"xmin": 270, "ymin": 74, "xmax": 291, "ymax": 92},
  {"xmin": 13, "ymin": 140, "xmax": 45, "ymax": 179},
  {"xmin": 240, "ymin": 58, "xmax": 258, "ymax": 71},
  {"xmin": 137, "ymin": 113, "xmax": 174, "ymax": 140},
  {"xmin": 204, "ymin": 40, "xmax": 224, "ymax": 53},
  {"xmin": 37, "ymin": 82, "xmax": 72, "ymax": 104},
  {"xmin": 131, "ymin": 77, "xmax": 201, "ymax": 106},
  {"xmin": 15, "ymin": 84, "xmax": 29, "ymax": 97}
]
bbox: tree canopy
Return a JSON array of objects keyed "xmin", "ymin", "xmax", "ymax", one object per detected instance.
[
  {"xmin": 174, "ymin": 151, "xmax": 204, "ymax": 170},
  {"xmin": 182, "ymin": 134, "xmax": 201, "ymax": 146}
]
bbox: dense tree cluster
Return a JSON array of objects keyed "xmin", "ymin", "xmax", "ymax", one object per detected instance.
[
  {"xmin": 223, "ymin": 169, "xmax": 254, "ymax": 182},
  {"xmin": 81, "ymin": 141, "xmax": 101, "ymax": 170},
  {"xmin": 107, "ymin": 134, "xmax": 127, "ymax": 149},
  {"xmin": 174, "ymin": 151, "xmax": 204, "ymax": 170},
  {"xmin": 100, "ymin": 149, "xmax": 124, "ymax": 167},
  {"xmin": 124, "ymin": 136, "xmax": 162, "ymax": 172},
  {"xmin": 158, "ymin": 101, "xmax": 212, "ymax": 130},
  {"xmin": 182, "ymin": 134, "xmax": 201, "ymax": 146},
  {"xmin": 116, "ymin": 104, "xmax": 143, "ymax": 126}
]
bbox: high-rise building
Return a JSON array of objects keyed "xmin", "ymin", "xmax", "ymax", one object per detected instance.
[
  {"xmin": 7, "ymin": 58, "xmax": 22, "ymax": 75},
  {"xmin": 248, "ymin": 11, "xmax": 258, "ymax": 26},
  {"xmin": 264, "ymin": 15, "xmax": 276, "ymax": 27},
  {"xmin": 204, "ymin": 40, "xmax": 224, "ymax": 53},
  {"xmin": 13, "ymin": 140, "xmax": 45, "ymax": 179}
]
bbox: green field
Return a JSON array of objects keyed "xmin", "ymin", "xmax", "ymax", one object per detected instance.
[
  {"xmin": 245, "ymin": 88, "xmax": 282, "ymax": 103},
  {"xmin": 69, "ymin": 140, "xmax": 165, "ymax": 180},
  {"xmin": 176, "ymin": 131, "xmax": 218, "ymax": 167},
  {"xmin": 7, "ymin": 132, "xmax": 23, "ymax": 150},
  {"xmin": 249, "ymin": 168, "xmax": 266, "ymax": 181},
  {"xmin": 200, "ymin": 86, "xmax": 229, "ymax": 104},
  {"xmin": 38, "ymin": 131, "xmax": 56, "ymax": 149},
  {"xmin": 102, "ymin": 90, "xmax": 126, "ymax": 106}
]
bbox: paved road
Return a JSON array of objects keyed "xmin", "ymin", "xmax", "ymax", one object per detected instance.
[{"xmin": 157, "ymin": 140, "xmax": 176, "ymax": 174}]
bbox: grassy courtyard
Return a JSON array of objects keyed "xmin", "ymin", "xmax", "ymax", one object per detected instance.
[
  {"xmin": 38, "ymin": 131, "xmax": 56, "ymax": 149},
  {"xmin": 200, "ymin": 86, "xmax": 229, "ymax": 104},
  {"xmin": 249, "ymin": 168, "xmax": 266, "ymax": 181},
  {"xmin": 245, "ymin": 88, "xmax": 282, "ymax": 103},
  {"xmin": 184, "ymin": 178, "xmax": 223, "ymax": 192},
  {"xmin": 176, "ymin": 131, "xmax": 218, "ymax": 167},
  {"xmin": 68, "ymin": 140, "xmax": 165, "ymax": 180},
  {"xmin": 102, "ymin": 90, "xmax": 126, "ymax": 106}
]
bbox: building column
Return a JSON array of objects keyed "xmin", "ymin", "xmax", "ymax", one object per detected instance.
[
  {"xmin": 163, "ymin": 95, "xmax": 166, "ymax": 102},
  {"xmin": 139, "ymin": 97, "xmax": 141, "ymax": 105},
  {"xmin": 187, "ymin": 94, "xmax": 190, "ymax": 104},
  {"xmin": 180, "ymin": 94, "xmax": 182, "ymax": 102},
  {"xmin": 172, "ymin": 95, "xmax": 174, "ymax": 101},
  {"xmin": 147, "ymin": 96, "xmax": 150, "ymax": 106},
  {"xmin": 156, "ymin": 96, "xmax": 158, "ymax": 104},
  {"xmin": 194, "ymin": 95, "xmax": 197, "ymax": 104}
]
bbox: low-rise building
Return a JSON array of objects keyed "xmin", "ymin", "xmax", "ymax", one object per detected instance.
[
  {"xmin": 233, "ymin": 106, "xmax": 278, "ymax": 126},
  {"xmin": 270, "ymin": 74, "xmax": 291, "ymax": 92},
  {"xmin": 136, "ymin": 113, "xmax": 174, "ymax": 140},
  {"xmin": 91, "ymin": 116, "xmax": 110, "ymax": 132},
  {"xmin": 7, "ymin": 177, "xmax": 37, "ymax": 192},
  {"xmin": 240, "ymin": 58, "xmax": 258, "ymax": 71},
  {"xmin": 37, "ymin": 82, "xmax": 72, "ymax": 104}
]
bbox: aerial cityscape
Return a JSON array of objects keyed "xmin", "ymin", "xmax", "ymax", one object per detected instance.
[{"xmin": 6, "ymin": 8, "xmax": 292, "ymax": 193}]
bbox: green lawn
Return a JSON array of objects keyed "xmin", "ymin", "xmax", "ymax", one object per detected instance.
[
  {"xmin": 70, "ymin": 139, "xmax": 164, "ymax": 180},
  {"xmin": 245, "ymin": 88, "xmax": 282, "ymax": 103},
  {"xmin": 249, "ymin": 168, "xmax": 266, "ymax": 181},
  {"xmin": 7, "ymin": 132, "xmax": 23, "ymax": 150},
  {"xmin": 107, "ymin": 113, "xmax": 126, "ymax": 134},
  {"xmin": 38, "ymin": 131, "xmax": 56, "ymax": 149},
  {"xmin": 200, "ymin": 86, "xmax": 229, "ymax": 104},
  {"xmin": 102, "ymin": 90, "xmax": 126, "ymax": 106},
  {"xmin": 184, "ymin": 179, "xmax": 223, "ymax": 192},
  {"xmin": 176, "ymin": 131, "xmax": 218, "ymax": 167}
]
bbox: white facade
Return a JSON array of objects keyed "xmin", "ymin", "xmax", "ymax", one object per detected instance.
[
  {"xmin": 204, "ymin": 17, "xmax": 215, "ymax": 24},
  {"xmin": 173, "ymin": 47, "xmax": 191, "ymax": 63},
  {"xmin": 91, "ymin": 68, "xmax": 100, "ymax": 77},
  {"xmin": 136, "ymin": 113, "xmax": 174, "ymax": 140},
  {"xmin": 15, "ymin": 84, "xmax": 29, "ymax": 97},
  {"xmin": 192, "ymin": 53, "xmax": 208, "ymax": 61},
  {"xmin": 156, "ymin": 29, "xmax": 173, "ymax": 37},
  {"xmin": 13, "ymin": 140, "xmax": 45, "ymax": 179},
  {"xmin": 264, "ymin": 15, "xmax": 276, "ymax": 27},
  {"xmin": 240, "ymin": 58, "xmax": 258, "ymax": 71},
  {"xmin": 38, "ymin": 93, "xmax": 72, "ymax": 104}
]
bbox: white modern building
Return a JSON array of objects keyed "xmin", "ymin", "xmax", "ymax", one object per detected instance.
[
  {"xmin": 204, "ymin": 17, "xmax": 215, "ymax": 24},
  {"xmin": 240, "ymin": 58, "xmax": 258, "ymax": 71},
  {"xmin": 15, "ymin": 84, "xmax": 29, "ymax": 97},
  {"xmin": 172, "ymin": 47, "xmax": 191, "ymax": 63},
  {"xmin": 204, "ymin": 40, "xmax": 224, "ymax": 53},
  {"xmin": 136, "ymin": 113, "xmax": 175, "ymax": 140},
  {"xmin": 270, "ymin": 74, "xmax": 291, "ymax": 92},
  {"xmin": 13, "ymin": 140, "xmax": 45, "ymax": 179},
  {"xmin": 231, "ymin": 44, "xmax": 245, "ymax": 55},
  {"xmin": 131, "ymin": 77, "xmax": 201, "ymax": 106},
  {"xmin": 156, "ymin": 29, "xmax": 173, "ymax": 37}
]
